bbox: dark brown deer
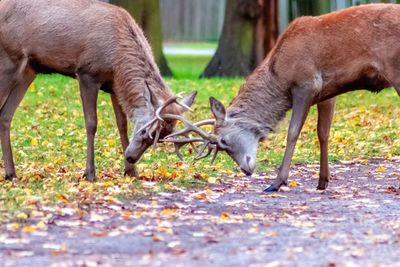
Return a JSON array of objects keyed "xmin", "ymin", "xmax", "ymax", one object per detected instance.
[
  {"xmin": 160, "ymin": 4, "xmax": 400, "ymax": 192},
  {"xmin": 0, "ymin": 0, "xmax": 196, "ymax": 181}
]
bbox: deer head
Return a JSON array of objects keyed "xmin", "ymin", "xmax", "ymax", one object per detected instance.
[
  {"xmin": 162, "ymin": 97, "xmax": 268, "ymax": 176},
  {"xmin": 207, "ymin": 97, "xmax": 262, "ymax": 175},
  {"xmin": 125, "ymin": 83, "xmax": 197, "ymax": 164}
]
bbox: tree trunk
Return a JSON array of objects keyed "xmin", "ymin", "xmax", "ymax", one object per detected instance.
[
  {"xmin": 202, "ymin": 0, "xmax": 279, "ymax": 78},
  {"xmin": 291, "ymin": 0, "xmax": 330, "ymax": 17},
  {"xmin": 111, "ymin": 0, "xmax": 172, "ymax": 76},
  {"xmin": 202, "ymin": 0, "xmax": 261, "ymax": 78},
  {"xmin": 255, "ymin": 0, "xmax": 279, "ymax": 64},
  {"xmin": 312, "ymin": 0, "xmax": 330, "ymax": 15}
]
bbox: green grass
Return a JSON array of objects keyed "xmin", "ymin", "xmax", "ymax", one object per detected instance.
[
  {"xmin": 164, "ymin": 42, "xmax": 217, "ymax": 50},
  {"xmin": 1, "ymin": 53, "xmax": 400, "ymax": 220},
  {"xmin": 166, "ymin": 55, "xmax": 211, "ymax": 79},
  {"xmin": 164, "ymin": 42, "xmax": 215, "ymax": 79}
]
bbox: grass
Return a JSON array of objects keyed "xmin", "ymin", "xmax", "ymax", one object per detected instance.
[
  {"xmin": 164, "ymin": 42, "xmax": 217, "ymax": 50},
  {"xmin": 166, "ymin": 55, "xmax": 211, "ymax": 79},
  {"xmin": 1, "ymin": 51, "xmax": 400, "ymax": 221}
]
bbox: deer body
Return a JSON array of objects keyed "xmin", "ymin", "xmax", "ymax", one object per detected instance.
[
  {"xmin": 206, "ymin": 4, "xmax": 400, "ymax": 191},
  {"xmin": 0, "ymin": 0, "xmax": 194, "ymax": 181}
]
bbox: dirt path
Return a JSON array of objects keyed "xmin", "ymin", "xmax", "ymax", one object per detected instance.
[{"xmin": 1, "ymin": 159, "xmax": 400, "ymax": 267}]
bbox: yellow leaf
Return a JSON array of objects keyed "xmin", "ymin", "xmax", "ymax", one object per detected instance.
[
  {"xmin": 16, "ymin": 212, "xmax": 28, "ymax": 220},
  {"xmin": 36, "ymin": 221, "xmax": 47, "ymax": 230},
  {"xmin": 134, "ymin": 211, "xmax": 143, "ymax": 218},
  {"xmin": 244, "ymin": 213, "xmax": 254, "ymax": 219},
  {"xmin": 42, "ymin": 140, "xmax": 49, "ymax": 146},
  {"xmin": 162, "ymin": 209, "xmax": 176, "ymax": 216},
  {"xmin": 102, "ymin": 181, "xmax": 114, "ymax": 187},
  {"xmin": 384, "ymin": 153, "xmax": 392, "ymax": 159},
  {"xmin": 220, "ymin": 212, "xmax": 231, "ymax": 220},
  {"xmin": 31, "ymin": 138, "xmax": 38, "ymax": 146},
  {"xmin": 194, "ymin": 194, "xmax": 207, "ymax": 200},
  {"xmin": 22, "ymin": 225, "xmax": 36, "ymax": 233},
  {"xmin": 375, "ymin": 166, "xmax": 386, "ymax": 172},
  {"xmin": 8, "ymin": 223, "xmax": 20, "ymax": 231},
  {"xmin": 106, "ymin": 139, "xmax": 116, "ymax": 147},
  {"xmin": 121, "ymin": 211, "xmax": 132, "ymax": 220},
  {"xmin": 288, "ymin": 181, "xmax": 299, "ymax": 187},
  {"xmin": 207, "ymin": 176, "xmax": 217, "ymax": 183},
  {"xmin": 271, "ymin": 193, "xmax": 280, "ymax": 198}
]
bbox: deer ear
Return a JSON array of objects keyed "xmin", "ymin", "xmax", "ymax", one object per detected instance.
[
  {"xmin": 143, "ymin": 81, "xmax": 162, "ymax": 107},
  {"xmin": 179, "ymin": 91, "xmax": 197, "ymax": 113},
  {"xmin": 210, "ymin": 97, "xmax": 226, "ymax": 125}
]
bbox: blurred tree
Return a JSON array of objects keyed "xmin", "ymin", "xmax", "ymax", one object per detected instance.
[
  {"xmin": 110, "ymin": 0, "xmax": 172, "ymax": 76},
  {"xmin": 289, "ymin": 0, "xmax": 330, "ymax": 19},
  {"xmin": 202, "ymin": 0, "xmax": 279, "ymax": 78},
  {"xmin": 255, "ymin": 0, "xmax": 279, "ymax": 64}
]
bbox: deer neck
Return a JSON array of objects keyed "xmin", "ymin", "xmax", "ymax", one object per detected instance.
[
  {"xmin": 227, "ymin": 66, "xmax": 291, "ymax": 135},
  {"xmin": 109, "ymin": 22, "xmax": 174, "ymax": 118}
]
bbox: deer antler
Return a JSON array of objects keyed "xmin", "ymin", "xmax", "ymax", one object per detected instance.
[
  {"xmin": 137, "ymin": 93, "xmax": 219, "ymax": 161},
  {"xmin": 137, "ymin": 94, "xmax": 193, "ymax": 148},
  {"xmin": 159, "ymin": 116, "xmax": 220, "ymax": 162}
]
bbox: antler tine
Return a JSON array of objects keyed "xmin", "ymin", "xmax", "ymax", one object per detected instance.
[
  {"xmin": 155, "ymin": 95, "xmax": 180, "ymax": 121},
  {"xmin": 165, "ymin": 118, "xmax": 215, "ymax": 140},
  {"xmin": 176, "ymin": 100, "xmax": 193, "ymax": 112},
  {"xmin": 159, "ymin": 137, "xmax": 204, "ymax": 160},
  {"xmin": 159, "ymin": 137, "xmax": 204, "ymax": 144},
  {"xmin": 210, "ymin": 148, "xmax": 219, "ymax": 163},
  {"xmin": 174, "ymin": 143, "xmax": 185, "ymax": 161},
  {"xmin": 194, "ymin": 119, "xmax": 215, "ymax": 127},
  {"xmin": 162, "ymin": 114, "xmax": 217, "ymax": 142},
  {"xmin": 195, "ymin": 146, "xmax": 213, "ymax": 161},
  {"xmin": 152, "ymin": 127, "xmax": 161, "ymax": 149},
  {"xmin": 194, "ymin": 141, "xmax": 211, "ymax": 160}
]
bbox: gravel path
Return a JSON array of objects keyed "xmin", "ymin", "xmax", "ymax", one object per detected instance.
[{"xmin": 1, "ymin": 158, "xmax": 400, "ymax": 267}]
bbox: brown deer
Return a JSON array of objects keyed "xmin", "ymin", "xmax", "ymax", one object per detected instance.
[
  {"xmin": 158, "ymin": 4, "xmax": 400, "ymax": 192},
  {"xmin": 0, "ymin": 0, "xmax": 196, "ymax": 181}
]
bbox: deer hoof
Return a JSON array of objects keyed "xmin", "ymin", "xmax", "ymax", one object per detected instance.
[
  {"xmin": 4, "ymin": 173, "xmax": 16, "ymax": 181},
  {"xmin": 317, "ymin": 177, "xmax": 330, "ymax": 190},
  {"xmin": 317, "ymin": 184, "xmax": 328, "ymax": 190},
  {"xmin": 317, "ymin": 183, "xmax": 328, "ymax": 190},
  {"xmin": 83, "ymin": 171, "xmax": 97, "ymax": 182},
  {"xmin": 124, "ymin": 168, "xmax": 138, "ymax": 177},
  {"xmin": 263, "ymin": 185, "xmax": 278, "ymax": 192}
]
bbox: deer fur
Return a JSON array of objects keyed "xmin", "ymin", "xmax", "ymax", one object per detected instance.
[
  {"xmin": 0, "ymin": 0, "xmax": 194, "ymax": 181},
  {"xmin": 209, "ymin": 4, "xmax": 400, "ymax": 191}
]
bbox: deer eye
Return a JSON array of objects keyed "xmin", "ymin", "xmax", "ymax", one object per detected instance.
[
  {"xmin": 140, "ymin": 129, "xmax": 147, "ymax": 136},
  {"xmin": 220, "ymin": 138, "xmax": 228, "ymax": 146}
]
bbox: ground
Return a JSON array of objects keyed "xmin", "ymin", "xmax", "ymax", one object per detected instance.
[
  {"xmin": 1, "ymin": 158, "xmax": 399, "ymax": 267},
  {"xmin": 1, "ymin": 47, "xmax": 400, "ymax": 266}
]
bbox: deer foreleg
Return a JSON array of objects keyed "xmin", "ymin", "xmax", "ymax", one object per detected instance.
[
  {"xmin": 110, "ymin": 94, "xmax": 138, "ymax": 177},
  {"xmin": 78, "ymin": 73, "xmax": 100, "ymax": 182},
  {"xmin": 316, "ymin": 98, "xmax": 335, "ymax": 190},
  {"xmin": 0, "ymin": 66, "xmax": 35, "ymax": 180},
  {"xmin": 264, "ymin": 89, "xmax": 313, "ymax": 192}
]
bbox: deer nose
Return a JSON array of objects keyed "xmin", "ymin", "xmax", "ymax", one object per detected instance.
[
  {"xmin": 241, "ymin": 168, "xmax": 252, "ymax": 176},
  {"xmin": 240, "ymin": 155, "xmax": 255, "ymax": 176}
]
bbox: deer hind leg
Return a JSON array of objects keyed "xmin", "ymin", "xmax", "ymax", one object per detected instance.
[
  {"xmin": 264, "ymin": 89, "xmax": 313, "ymax": 192},
  {"xmin": 316, "ymin": 98, "xmax": 335, "ymax": 190},
  {"xmin": 111, "ymin": 94, "xmax": 138, "ymax": 177},
  {"xmin": 0, "ymin": 59, "xmax": 35, "ymax": 180},
  {"xmin": 77, "ymin": 73, "xmax": 100, "ymax": 182}
]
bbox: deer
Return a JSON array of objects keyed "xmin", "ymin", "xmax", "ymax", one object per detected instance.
[
  {"xmin": 150, "ymin": 4, "xmax": 400, "ymax": 192},
  {"xmin": 0, "ymin": 0, "xmax": 196, "ymax": 182}
]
